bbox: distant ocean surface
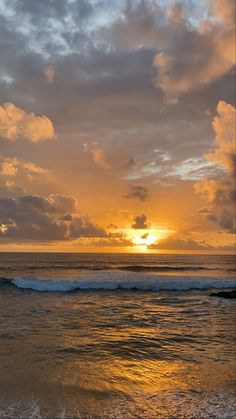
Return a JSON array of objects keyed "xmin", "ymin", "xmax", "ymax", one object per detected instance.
[{"xmin": 0, "ymin": 252, "xmax": 235, "ymax": 418}]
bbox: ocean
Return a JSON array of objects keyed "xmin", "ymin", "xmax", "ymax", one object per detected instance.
[{"xmin": 0, "ymin": 252, "xmax": 235, "ymax": 418}]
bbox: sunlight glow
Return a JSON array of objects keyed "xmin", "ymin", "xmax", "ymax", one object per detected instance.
[{"xmin": 125, "ymin": 228, "xmax": 172, "ymax": 251}]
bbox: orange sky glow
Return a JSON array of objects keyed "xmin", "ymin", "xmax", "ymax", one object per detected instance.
[{"xmin": 0, "ymin": 0, "xmax": 235, "ymax": 253}]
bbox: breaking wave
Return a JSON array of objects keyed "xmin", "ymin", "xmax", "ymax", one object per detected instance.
[{"xmin": 11, "ymin": 272, "xmax": 236, "ymax": 292}]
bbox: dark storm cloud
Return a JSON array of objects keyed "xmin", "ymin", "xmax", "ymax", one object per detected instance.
[{"xmin": 0, "ymin": 194, "xmax": 107, "ymax": 241}]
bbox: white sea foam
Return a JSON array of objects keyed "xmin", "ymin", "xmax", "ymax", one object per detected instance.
[
  {"xmin": 103, "ymin": 390, "xmax": 236, "ymax": 419},
  {"xmin": 0, "ymin": 390, "xmax": 236, "ymax": 418},
  {"xmin": 11, "ymin": 271, "xmax": 236, "ymax": 292}
]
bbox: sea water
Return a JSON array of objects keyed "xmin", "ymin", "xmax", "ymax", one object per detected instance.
[{"xmin": 0, "ymin": 252, "xmax": 235, "ymax": 418}]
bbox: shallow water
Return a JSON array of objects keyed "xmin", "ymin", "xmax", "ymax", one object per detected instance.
[{"xmin": 0, "ymin": 253, "xmax": 235, "ymax": 418}]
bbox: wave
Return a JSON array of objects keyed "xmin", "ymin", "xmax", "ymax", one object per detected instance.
[
  {"xmin": 117, "ymin": 265, "xmax": 223, "ymax": 272},
  {"xmin": 5, "ymin": 263, "xmax": 235, "ymax": 273},
  {"xmin": 11, "ymin": 273, "xmax": 236, "ymax": 292}
]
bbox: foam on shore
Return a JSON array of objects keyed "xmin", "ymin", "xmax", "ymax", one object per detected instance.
[{"xmin": 0, "ymin": 390, "xmax": 235, "ymax": 418}]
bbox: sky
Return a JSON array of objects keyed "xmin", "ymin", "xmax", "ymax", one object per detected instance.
[{"xmin": 0, "ymin": 0, "xmax": 235, "ymax": 253}]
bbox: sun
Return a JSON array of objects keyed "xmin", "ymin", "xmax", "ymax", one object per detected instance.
[
  {"xmin": 125, "ymin": 228, "xmax": 170, "ymax": 252},
  {"xmin": 107, "ymin": 225, "xmax": 173, "ymax": 252},
  {"xmin": 132, "ymin": 233, "xmax": 157, "ymax": 247},
  {"xmin": 132, "ymin": 234, "xmax": 157, "ymax": 252}
]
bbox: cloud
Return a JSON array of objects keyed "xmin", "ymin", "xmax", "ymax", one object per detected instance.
[
  {"xmin": 197, "ymin": 206, "xmax": 212, "ymax": 215},
  {"xmin": 0, "ymin": 0, "xmax": 234, "ymax": 251},
  {"xmin": 149, "ymin": 235, "xmax": 209, "ymax": 251},
  {"xmin": 0, "ymin": 0, "xmax": 234, "ymax": 110},
  {"xmin": 69, "ymin": 216, "xmax": 107, "ymax": 238},
  {"xmin": 153, "ymin": 0, "xmax": 235, "ymax": 99},
  {"xmin": 92, "ymin": 146, "xmax": 111, "ymax": 170},
  {"xmin": 90, "ymin": 232, "xmax": 133, "ymax": 248},
  {"xmin": 0, "ymin": 102, "xmax": 55, "ymax": 142},
  {"xmin": 132, "ymin": 214, "xmax": 148, "ymax": 229},
  {"xmin": 195, "ymin": 178, "xmax": 236, "ymax": 233},
  {"xmin": 124, "ymin": 184, "xmax": 149, "ymax": 201},
  {"xmin": 0, "ymin": 156, "xmax": 49, "ymax": 195},
  {"xmin": 101, "ymin": 0, "xmax": 162, "ymax": 50},
  {"xmin": 211, "ymin": 0, "xmax": 235, "ymax": 26},
  {"xmin": 0, "ymin": 154, "xmax": 60, "ymax": 199},
  {"xmin": 0, "ymin": 156, "xmax": 47, "ymax": 177},
  {"xmin": 209, "ymin": 209, "xmax": 235, "ymax": 232},
  {"xmin": 195, "ymin": 101, "xmax": 236, "ymax": 233},
  {"xmin": 207, "ymin": 101, "xmax": 236, "ymax": 174},
  {"xmin": 4, "ymin": 180, "xmax": 23, "ymax": 193},
  {"xmin": 1, "ymin": 158, "xmax": 19, "ymax": 176},
  {"xmin": 84, "ymin": 142, "xmax": 111, "ymax": 170},
  {"xmin": 22, "ymin": 162, "xmax": 47, "ymax": 174},
  {"xmin": 0, "ymin": 194, "xmax": 107, "ymax": 241},
  {"xmin": 195, "ymin": 178, "xmax": 235, "ymax": 205},
  {"xmin": 166, "ymin": 158, "xmax": 214, "ymax": 180},
  {"xmin": 43, "ymin": 65, "xmax": 55, "ymax": 84}
]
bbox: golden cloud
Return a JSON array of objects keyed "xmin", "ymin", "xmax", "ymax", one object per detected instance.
[
  {"xmin": 0, "ymin": 102, "xmax": 55, "ymax": 142},
  {"xmin": 153, "ymin": 0, "xmax": 235, "ymax": 99},
  {"xmin": 195, "ymin": 100, "xmax": 236, "ymax": 233},
  {"xmin": 207, "ymin": 101, "xmax": 236, "ymax": 174}
]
